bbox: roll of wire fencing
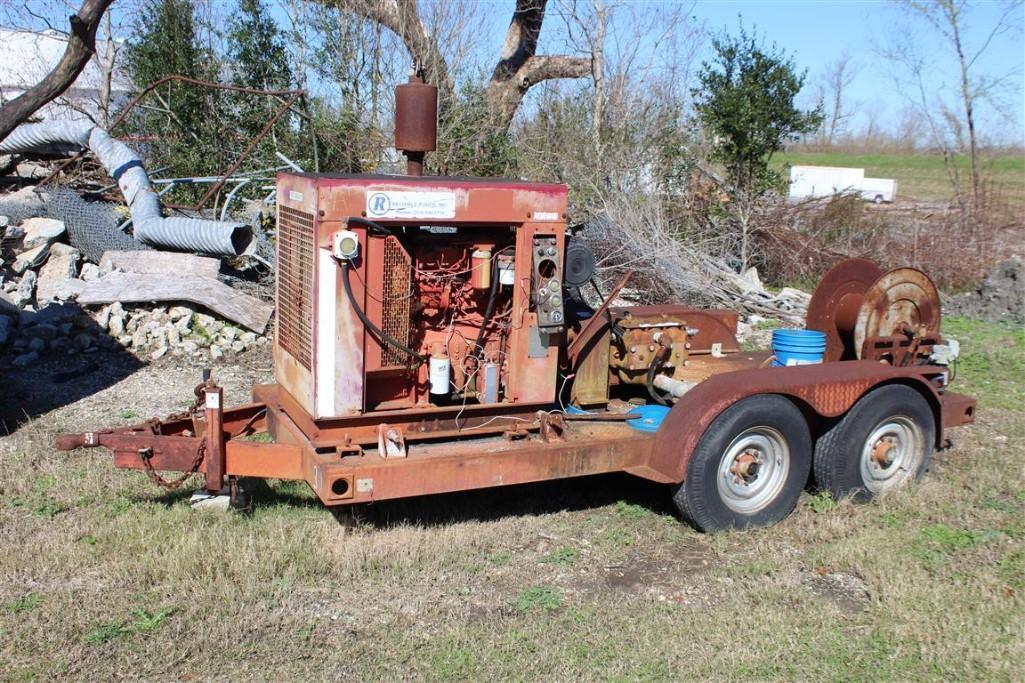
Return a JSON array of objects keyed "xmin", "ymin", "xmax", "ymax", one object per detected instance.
[{"xmin": 0, "ymin": 186, "xmax": 150, "ymax": 263}]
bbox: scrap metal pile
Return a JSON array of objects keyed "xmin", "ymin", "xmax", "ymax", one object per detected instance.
[
  {"xmin": 0, "ymin": 79, "xmax": 305, "ymax": 366},
  {"xmin": 0, "ymin": 172, "xmax": 272, "ymax": 367}
]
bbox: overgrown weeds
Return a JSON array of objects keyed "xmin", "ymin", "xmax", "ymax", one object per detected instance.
[{"xmin": 758, "ymin": 187, "xmax": 1021, "ymax": 290}]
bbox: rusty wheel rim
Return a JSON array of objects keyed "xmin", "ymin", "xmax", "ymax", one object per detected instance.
[
  {"xmin": 859, "ymin": 416, "xmax": 924, "ymax": 494},
  {"xmin": 717, "ymin": 426, "xmax": 790, "ymax": 514}
]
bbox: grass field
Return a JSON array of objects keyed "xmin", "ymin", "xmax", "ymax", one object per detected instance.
[
  {"xmin": 1, "ymin": 318, "xmax": 1023, "ymax": 681},
  {"xmin": 776, "ymin": 151, "xmax": 1025, "ymax": 204}
]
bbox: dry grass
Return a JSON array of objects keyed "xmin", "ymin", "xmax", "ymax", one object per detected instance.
[{"xmin": 1, "ymin": 321, "xmax": 1023, "ymax": 681}]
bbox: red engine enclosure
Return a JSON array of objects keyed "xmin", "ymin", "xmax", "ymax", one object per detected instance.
[{"xmin": 274, "ymin": 173, "xmax": 568, "ymax": 420}]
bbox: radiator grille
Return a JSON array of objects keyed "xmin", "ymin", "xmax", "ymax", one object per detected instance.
[
  {"xmin": 276, "ymin": 205, "xmax": 314, "ymax": 370},
  {"xmin": 381, "ymin": 236, "xmax": 413, "ymax": 366}
]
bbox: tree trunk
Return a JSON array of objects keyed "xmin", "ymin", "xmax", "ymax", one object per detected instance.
[
  {"xmin": 346, "ymin": 0, "xmax": 455, "ymax": 103},
  {"xmin": 827, "ymin": 87, "xmax": 840, "ymax": 146},
  {"xmin": 485, "ymin": 0, "xmax": 590, "ymax": 128},
  {"xmin": 0, "ymin": 0, "xmax": 116, "ymax": 143},
  {"xmin": 96, "ymin": 12, "xmax": 116, "ymax": 126},
  {"xmin": 340, "ymin": 0, "xmax": 591, "ymax": 130},
  {"xmin": 947, "ymin": 2, "xmax": 980, "ymax": 206},
  {"xmin": 591, "ymin": 1, "xmax": 607, "ymax": 157}
]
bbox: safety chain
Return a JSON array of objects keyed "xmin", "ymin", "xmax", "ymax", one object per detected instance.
[
  {"xmin": 137, "ymin": 380, "xmax": 210, "ymax": 491},
  {"xmin": 165, "ymin": 381, "xmax": 209, "ymax": 423},
  {"xmin": 140, "ymin": 439, "xmax": 207, "ymax": 491}
]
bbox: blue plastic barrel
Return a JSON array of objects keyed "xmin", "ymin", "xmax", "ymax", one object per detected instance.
[{"xmin": 771, "ymin": 329, "xmax": 827, "ymax": 367}]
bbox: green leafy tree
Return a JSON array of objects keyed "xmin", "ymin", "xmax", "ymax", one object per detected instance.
[
  {"xmin": 434, "ymin": 79, "xmax": 519, "ymax": 178},
  {"xmin": 124, "ymin": 0, "xmax": 220, "ymax": 185},
  {"xmin": 127, "ymin": 0, "xmax": 206, "ymax": 86},
  {"xmin": 228, "ymin": 0, "xmax": 292, "ymax": 93},
  {"xmin": 692, "ymin": 24, "xmax": 823, "ymax": 268},
  {"xmin": 227, "ymin": 0, "xmax": 296, "ymax": 153},
  {"xmin": 694, "ymin": 25, "xmax": 822, "ymax": 195}
]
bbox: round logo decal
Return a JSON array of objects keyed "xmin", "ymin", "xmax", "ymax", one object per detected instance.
[{"xmin": 368, "ymin": 192, "xmax": 391, "ymax": 216}]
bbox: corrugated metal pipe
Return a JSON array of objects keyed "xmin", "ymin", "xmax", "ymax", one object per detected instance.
[{"xmin": 0, "ymin": 121, "xmax": 251, "ymax": 256}]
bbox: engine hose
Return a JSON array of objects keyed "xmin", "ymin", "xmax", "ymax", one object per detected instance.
[
  {"xmin": 346, "ymin": 215, "xmax": 394, "ymax": 237},
  {"xmin": 470, "ymin": 253, "xmax": 501, "ymax": 363},
  {"xmin": 340, "ymin": 260, "xmax": 426, "ymax": 363},
  {"xmin": 646, "ymin": 346, "xmax": 671, "ymax": 406}
]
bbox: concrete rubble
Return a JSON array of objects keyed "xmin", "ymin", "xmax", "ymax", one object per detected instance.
[
  {"xmin": 947, "ymin": 256, "xmax": 1025, "ymax": 324},
  {"xmin": 0, "ymin": 198, "xmax": 272, "ymax": 367}
]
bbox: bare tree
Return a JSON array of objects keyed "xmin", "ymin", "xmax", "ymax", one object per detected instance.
[
  {"xmin": 0, "ymin": 0, "xmax": 116, "ymax": 142},
  {"xmin": 93, "ymin": 12, "xmax": 119, "ymax": 125},
  {"xmin": 819, "ymin": 52, "xmax": 858, "ymax": 147},
  {"xmin": 318, "ymin": 0, "xmax": 591, "ymax": 129},
  {"xmin": 889, "ymin": 0, "xmax": 1024, "ymax": 205}
]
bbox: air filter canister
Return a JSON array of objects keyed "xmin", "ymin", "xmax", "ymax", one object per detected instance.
[
  {"xmin": 471, "ymin": 250, "xmax": 491, "ymax": 289},
  {"xmin": 429, "ymin": 354, "xmax": 451, "ymax": 395}
]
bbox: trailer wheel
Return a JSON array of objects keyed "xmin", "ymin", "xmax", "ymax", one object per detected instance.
[
  {"xmin": 873, "ymin": 194, "xmax": 884, "ymax": 204},
  {"xmin": 672, "ymin": 395, "xmax": 812, "ymax": 532},
  {"xmin": 814, "ymin": 385, "xmax": 934, "ymax": 502}
]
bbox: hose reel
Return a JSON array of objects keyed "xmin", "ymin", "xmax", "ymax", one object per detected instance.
[{"xmin": 807, "ymin": 259, "xmax": 942, "ymax": 362}]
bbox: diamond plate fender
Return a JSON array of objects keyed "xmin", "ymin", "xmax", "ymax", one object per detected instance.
[{"xmin": 650, "ymin": 361, "xmax": 961, "ymax": 484}]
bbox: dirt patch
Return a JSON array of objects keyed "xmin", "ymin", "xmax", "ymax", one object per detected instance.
[
  {"xmin": 0, "ymin": 344, "xmax": 273, "ymax": 434},
  {"xmin": 602, "ymin": 540, "xmax": 714, "ymax": 590},
  {"xmin": 803, "ymin": 571, "xmax": 872, "ymax": 614}
]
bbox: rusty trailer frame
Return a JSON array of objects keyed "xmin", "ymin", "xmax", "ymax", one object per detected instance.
[{"xmin": 55, "ymin": 354, "xmax": 976, "ymax": 508}]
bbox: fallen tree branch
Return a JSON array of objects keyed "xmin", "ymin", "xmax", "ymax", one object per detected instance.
[{"xmin": 0, "ymin": 0, "xmax": 116, "ymax": 144}]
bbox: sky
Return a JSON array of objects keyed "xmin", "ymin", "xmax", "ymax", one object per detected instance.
[
  {"xmin": 6, "ymin": 0, "xmax": 1024, "ymax": 145},
  {"xmin": 689, "ymin": 0, "xmax": 1025, "ymax": 144}
]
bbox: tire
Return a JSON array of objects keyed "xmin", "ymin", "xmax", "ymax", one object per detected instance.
[
  {"xmin": 672, "ymin": 395, "xmax": 812, "ymax": 532},
  {"xmin": 873, "ymin": 194, "xmax": 884, "ymax": 204},
  {"xmin": 814, "ymin": 384, "xmax": 934, "ymax": 503}
]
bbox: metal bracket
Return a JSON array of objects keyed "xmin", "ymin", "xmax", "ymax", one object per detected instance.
[
  {"xmin": 377, "ymin": 423, "xmax": 407, "ymax": 458},
  {"xmin": 538, "ymin": 412, "xmax": 567, "ymax": 443}
]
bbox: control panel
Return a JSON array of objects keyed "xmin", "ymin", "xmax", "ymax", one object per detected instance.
[{"xmin": 532, "ymin": 235, "xmax": 564, "ymax": 330}]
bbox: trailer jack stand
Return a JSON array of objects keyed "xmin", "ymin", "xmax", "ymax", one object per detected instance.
[{"xmin": 190, "ymin": 477, "xmax": 250, "ymax": 513}]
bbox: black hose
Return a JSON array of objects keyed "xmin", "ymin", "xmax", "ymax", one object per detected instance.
[
  {"xmin": 346, "ymin": 215, "xmax": 393, "ymax": 236},
  {"xmin": 646, "ymin": 346, "xmax": 671, "ymax": 406},
  {"xmin": 340, "ymin": 260, "xmax": 426, "ymax": 363},
  {"xmin": 470, "ymin": 252, "xmax": 501, "ymax": 362}
]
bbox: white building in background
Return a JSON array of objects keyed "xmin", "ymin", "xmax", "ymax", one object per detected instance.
[
  {"xmin": 0, "ymin": 27, "xmax": 132, "ymax": 123},
  {"xmin": 789, "ymin": 165, "xmax": 898, "ymax": 204}
]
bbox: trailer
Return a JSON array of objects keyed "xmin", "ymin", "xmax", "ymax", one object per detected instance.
[
  {"xmin": 56, "ymin": 79, "xmax": 973, "ymax": 532},
  {"xmin": 789, "ymin": 165, "xmax": 898, "ymax": 203},
  {"xmin": 858, "ymin": 176, "xmax": 898, "ymax": 203}
]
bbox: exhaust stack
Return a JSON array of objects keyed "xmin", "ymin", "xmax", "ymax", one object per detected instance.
[{"xmin": 394, "ymin": 72, "xmax": 438, "ymax": 176}]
